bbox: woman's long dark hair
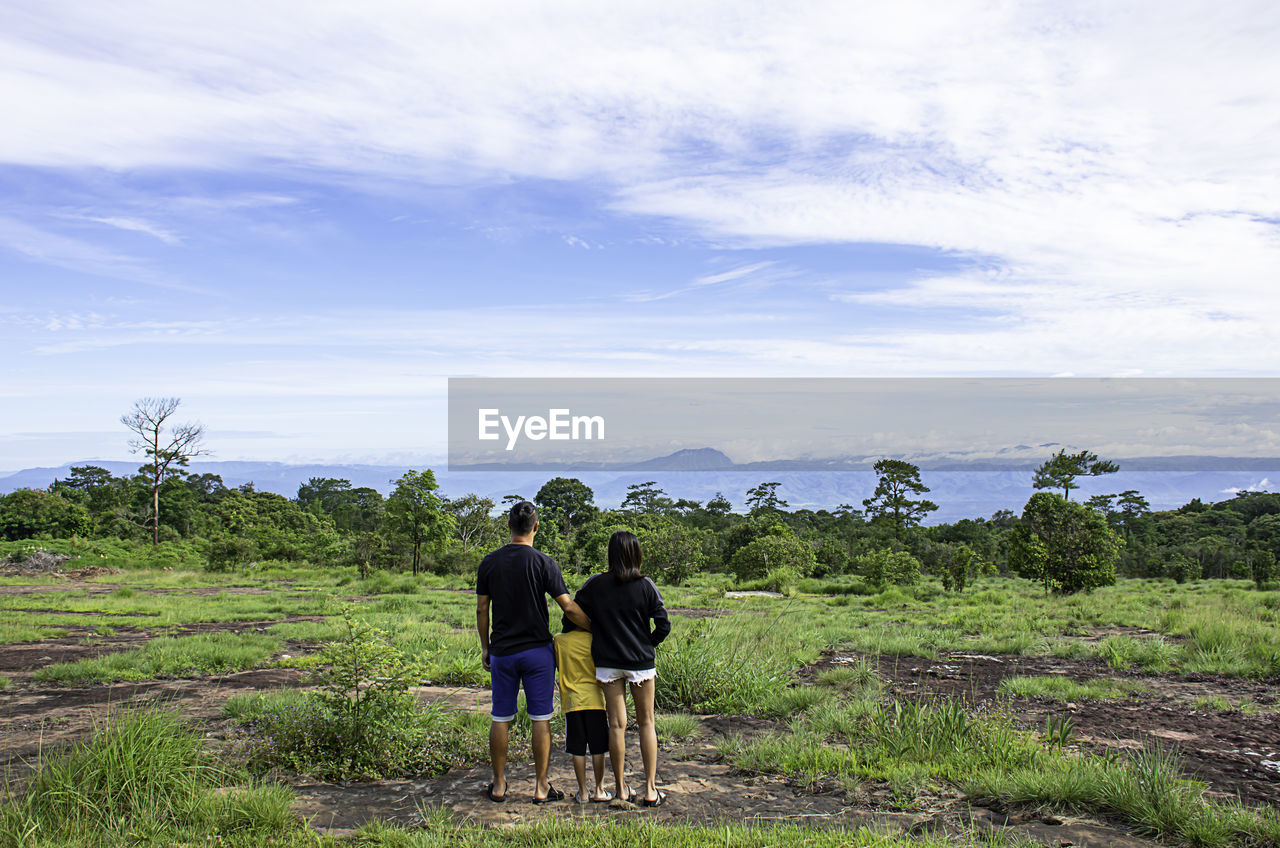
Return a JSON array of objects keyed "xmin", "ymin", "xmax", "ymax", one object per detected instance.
[{"xmin": 607, "ymin": 530, "xmax": 643, "ymax": 582}]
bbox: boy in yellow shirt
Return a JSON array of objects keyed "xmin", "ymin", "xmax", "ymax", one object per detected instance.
[{"xmin": 553, "ymin": 622, "xmax": 612, "ymax": 803}]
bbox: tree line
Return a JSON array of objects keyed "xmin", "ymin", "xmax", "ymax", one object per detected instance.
[{"xmin": 1, "ymin": 399, "xmax": 1277, "ymax": 592}]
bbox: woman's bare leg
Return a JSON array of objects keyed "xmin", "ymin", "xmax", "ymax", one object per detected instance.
[
  {"xmin": 602, "ymin": 680, "xmax": 630, "ymax": 800},
  {"xmin": 631, "ymin": 678, "xmax": 659, "ymax": 801}
]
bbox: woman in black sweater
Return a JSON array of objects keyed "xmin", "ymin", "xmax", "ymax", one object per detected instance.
[{"xmin": 573, "ymin": 531, "xmax": 671, "ymax": 806}]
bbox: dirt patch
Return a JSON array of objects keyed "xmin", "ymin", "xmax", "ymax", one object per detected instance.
[
  {"xmin": 0, "ymin": 667, "xmax": 307, "ymax": 777},
  {"xmin": 666, "ymin": 607, "xmax": 729, "ymax": 619},
  {"xmin": 285, "ymin": 696, "xmax": 1164, "ymax": 848},
  {"xmin": 812, "ymin": 650, "xmax": 1280, "ymax": 807}
]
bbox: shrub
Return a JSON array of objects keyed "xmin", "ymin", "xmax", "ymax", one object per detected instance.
[
  {"xmin": 729, "ymin": 534, "xmax": 817, "ymax": 582},
  {"xmin": 856, "ymin": 548, "xmax": 922, "ymax": 588},
  {"xmin": 206, "ymin": 534, "xmax": 257, "ymax": 572},
  {"xmin": 239, "ymin": 610, "xmax": 484, "ymax": 779}
]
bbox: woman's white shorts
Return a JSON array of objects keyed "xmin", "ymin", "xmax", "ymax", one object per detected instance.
[{"xmin": 594, "ymin": 666, "xmax": 657, "ymax": 684}]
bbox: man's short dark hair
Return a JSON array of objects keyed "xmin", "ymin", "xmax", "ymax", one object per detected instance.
[{"xmin": 509, "ymin": 501, "xmax": 538, "ymax": 536}]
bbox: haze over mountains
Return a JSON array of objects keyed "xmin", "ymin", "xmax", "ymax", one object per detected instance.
[{"xmin": 3, "ymin": 448, "xmax": 1276, "ymax": 523}]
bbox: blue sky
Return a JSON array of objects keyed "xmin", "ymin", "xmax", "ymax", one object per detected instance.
[{"xmin": 3, "ymin": 1, "xmax": 1280, "ymax": 470}]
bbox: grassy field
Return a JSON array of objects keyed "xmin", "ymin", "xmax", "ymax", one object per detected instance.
[{"xmin": 1, "ymin": 564, "xmax": 1278, "ymax": 847}]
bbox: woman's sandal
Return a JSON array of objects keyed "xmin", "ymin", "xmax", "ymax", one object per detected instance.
[
  {"xmin": 640, "ymin": 791, "xmax": 666, "ymax": 808},
  {"xmin": 532, "ymin": 784, "xmax": 565, "ymax": 805},
  {"xmin": 485, "ymin": 783, "xmax": 506, "ymax": 803}
]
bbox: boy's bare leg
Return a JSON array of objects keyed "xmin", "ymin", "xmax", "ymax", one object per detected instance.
[
  {"xmin": 591, "ymin": 753, "xmax": 610, "ymax": 800},
  {"xmin": 489, "ymin": 720, "xmax": 510, "ymax": 798},
  {"xmin": 632, "ymin": 679, "xmax": 659, "ymax": 802},
  {"xmin": 572, "ymin": 755, "xmax": 588, "ymax": 802},
  {"xmin": 602, "ymin": 680, "xmax": 630, "ymax": 800}
]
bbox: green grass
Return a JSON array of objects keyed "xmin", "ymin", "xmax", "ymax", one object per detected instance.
[
  {"xmin": 0, "ymin": 707, "xmax": 310, "ymax": 847},
  {"xmin": 997, "ymin": 675, "xmax": 1150, "ymax": 702},
  {"xmin": 0, "ymin": 619, "xmax": 69, "ymax": 644},
  {"xmin": 655, "ymin": 615, "xmax": 800, "ymax": 713},
  {"xmin": 353, "ymin": 810, "xmax": 1023, "ymax": 848},
  {"xmin": 726, "ymin": 689, "xmax": 1280, "ymax": 848},
  {"xmin": 222, "ymin": 688, "xmax": 312, "ymax": 721},
  {"xmin": 726, "ymin": 697, "xmax": 1043, "ymax": 795},
  {"xmin": 967, "ymin": 745, "xmax": 1280, "ymax": 847},
  {"xmin": 815, "ymin": 658, "xmax": 882, "ymax": 690},
  {"xmin": 34, "ymin": 632, "xmax": 281, "ymax": 683},
  {"xmin": 654, "ymin": 712, "xmax": 699, "ymax": 741}
]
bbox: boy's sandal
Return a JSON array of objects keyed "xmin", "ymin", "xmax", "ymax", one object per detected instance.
[
  {"xmin": 532, "ymin": 784, "xmax": 565, "ymax": 805},
  {"xmin": 485, "ymin": 783, "xmax": 506, "ymax": 803}
]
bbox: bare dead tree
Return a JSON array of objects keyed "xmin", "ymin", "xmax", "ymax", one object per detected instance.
[{"xmin": 121, "ymin": 397, "xmax": 208, "ymax": 545}]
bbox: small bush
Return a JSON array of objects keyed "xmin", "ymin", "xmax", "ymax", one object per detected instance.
[
  {"xmin": 856, "ymin": 549, "xmax": 922, "ymax": 588},
  {"xmin": 237, "ymin": 610, "xmax": 485, "ymax": 779}
]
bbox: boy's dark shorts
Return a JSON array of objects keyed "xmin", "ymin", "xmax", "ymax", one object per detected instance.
[{"xmin": 565, "ymin": 709, "xmax": 609, "ymax": 756}]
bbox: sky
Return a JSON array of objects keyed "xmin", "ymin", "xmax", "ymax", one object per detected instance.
[{"xmin": 3, "ymin": 1, "xmax": 1280, "ymax": 471}]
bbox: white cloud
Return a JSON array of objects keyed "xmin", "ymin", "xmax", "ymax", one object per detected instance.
[{"xmin": 2, "ymin": 0, "xmax": 1279, "ymax": 378}]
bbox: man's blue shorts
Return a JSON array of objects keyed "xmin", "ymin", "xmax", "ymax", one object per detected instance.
[{"xmin": 489, "ymin": 643, "xmax": 555, "ymax": 722}]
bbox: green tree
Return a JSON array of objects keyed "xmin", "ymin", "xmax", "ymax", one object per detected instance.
[
  {"xmin": 1115, "ymin": 490, "xmax": 1150, "ymax": 541},
  {"xmin": 939, "ymin": 543, "xmax": 990, "ymax": 592},
  {"xmin": 638, "ymin": 521, "xmax": 712, "ymax": 585},
  {"xmin": 121, "ymin": 397, "xmax": 207, "ymax": 545},
  {"xmin": 0, "ymin": 490, "xmax": 91, "ymax": 540},
  {"xmin": 1008, "ymin": 492, "xmax": 1121, "ymax": 593},
  {"xmin": 534, "ymin": 477, "xmax": 596, "ymax": 535},
  {"xmin": 1032, "ymin": 449, "xmax": 1118, "ymax": 501},
  {"xmin": 728, "ymin": 533, "xmax": 816, "ymax": 583},
  {"xmin": 445, "ymin": 493, "xmax": 500, "ymax": 552},
  {"xmin": 296, "ymin": 477, "xmax": 353, "ymax": 516},
  {"xmin": 50, "ymin": 465, "xmax": 121, "ymax": 527},
  {"xmin": 621, "ymin": 481, "xmax": 673, "ymax": 514},
  {"xmin": 856, "ymin": 548, "xmax": 922, "ymax": 588},
  {"xmin": 862, "ymin": 459, "xmax": 937, "ymax": 538},
  {"xmin": 385, "ymin": 469, "xmax": 455, "ymax": 575},
  {"xmin": 744, "ymin": 481, "xmax": 788, "ymax": 516}
]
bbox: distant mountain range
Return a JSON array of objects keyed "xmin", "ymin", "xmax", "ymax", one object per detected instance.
[{"xmin": 3, "ymin": 448, "xmax": 1278, "ymax": 523}]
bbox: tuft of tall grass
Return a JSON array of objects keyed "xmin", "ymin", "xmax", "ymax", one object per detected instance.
[
  {"xmin": 0, "ymin": 706, "xmax": 307, "ymax": 846},
  {"xmin": 654, "ymin": 712, "xmax": 700, "ymax": 741},
  {"xmin": 655, "ymin": 617, "xmax": 794, "ymax": 713},
  {"xmin": 998, "ymin": 675, "xmax": 1149, "ymax": 702}
]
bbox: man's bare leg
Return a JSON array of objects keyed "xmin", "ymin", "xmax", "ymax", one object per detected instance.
[
  {"xmin": 489, "ymin": 719, "xmax": 511, "ymax": 798},
  {"xmin": 532, "ymin": 718, "xmax": 552, "ymax": 799}
]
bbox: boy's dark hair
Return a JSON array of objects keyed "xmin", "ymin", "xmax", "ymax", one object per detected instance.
[
  {"xmin": 607, "ymin": 530, "xmax": 643, "ymax": 582},
  {"xmin": 509, "ymin": 501, "xmax": 539, "ymax": 536}
]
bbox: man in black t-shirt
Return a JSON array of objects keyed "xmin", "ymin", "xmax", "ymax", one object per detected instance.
[{"xmin": 476, "ymin": 501, "xmax": 589, "ymax": 804}]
